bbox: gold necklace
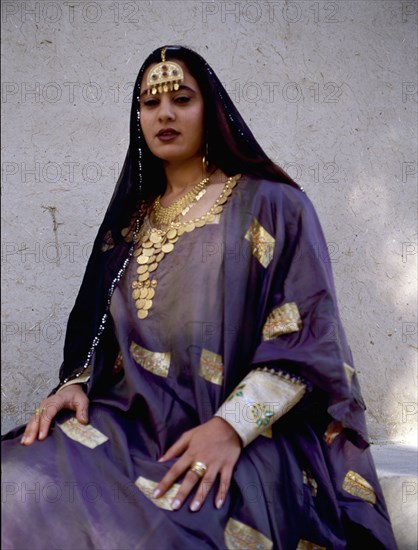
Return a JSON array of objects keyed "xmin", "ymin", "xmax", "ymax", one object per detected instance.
[
  {"xmin": 151, "ymin": 176, "xmax": 209, "ymax": 226},
  {"xmin": 131, "ymin": 174, "xmax": 241, "ymax": 320}
]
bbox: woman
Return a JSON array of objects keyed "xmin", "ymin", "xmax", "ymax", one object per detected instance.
[{"xmin": 2, "ymin": 45, "xmax": 397, "ymax": 549}]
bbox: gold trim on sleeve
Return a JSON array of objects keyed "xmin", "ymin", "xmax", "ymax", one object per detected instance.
[
  {"xmin": 135, "ymin": 476, "xmax": 181, "ymax": 511},
  {"xmin": 130, "ymin": 341, "xmax": 171, "ymax": 378},
  {"xmin": 56, "ymin": 365, "xmax": 92, "ymax": 393},
  {"xmin": 342, "ymin": 470, "xmax": 376, "ymax": 505},
  {"xmin": 198, "ymin": 349, "xmax": 224, "ymax": 385},
  {"xmin": 262, "ymin": 302, "xmax": 302, "ymax": 340},
  {"xmin": 215, "ymin": 368, "xmax": 306, "ymax": 447},
  {"xmin": 244, "ymin": 218, "xmax": 275, "ymax": 268},
  {"xmin": 224, "ymin": 518, "xmax": 273, "ymax": 550}
]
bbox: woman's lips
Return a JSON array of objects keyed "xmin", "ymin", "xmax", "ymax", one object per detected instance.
[{"xmin": 156, "ymin": 129, "xmax": 180, "ymax": 141}]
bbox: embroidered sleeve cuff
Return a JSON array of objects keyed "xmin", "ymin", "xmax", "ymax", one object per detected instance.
[
  {"xmin": 56, "ymin": 366, "xmax": 92, "ymax": 394},
  {"xmin": 214, "ymin": 367, "xmax": 307, "ymax": 447}
]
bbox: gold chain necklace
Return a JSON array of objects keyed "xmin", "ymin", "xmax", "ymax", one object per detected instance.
[
  {"xmin": 151, "ymin": 176, "xmax": 210, "ymax": 226},
  {"xmin": 131, "ymin": 174, "xmax": 241, "ymax": 320}
]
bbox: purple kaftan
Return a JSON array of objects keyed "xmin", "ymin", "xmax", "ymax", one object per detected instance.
[{"xmin": 2, "ymin": 176, "xmax": 397, "ymax": 549}]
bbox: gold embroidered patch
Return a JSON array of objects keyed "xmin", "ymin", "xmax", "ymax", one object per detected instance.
[
  {"xmin": 343, "ymin": 362, "xmax": 355, "ymax": 385},
  {"xmin": 198, "ymin": 349, "xmax": 224, "ymax": 385},
  {"xmin": 135, "ymin": 476, "xmax": 181, "ymax": 511},
  {"xmin": 130, "ymin": 341, "xmax": 171, "ymax": 378},
  {"xmin": 244, "ymin": 218, "xmax": 275, "ymax": 268},
  {"xmin": 342, "ymin": 470, "xmax": 376, "ymax": 505},
  {"xmin": 58, "ymin": 418, "xmax": 108, "ymax": 449},
  {"xmin": 225, "ymin": 518, "xmax": 273, "ymax": 550},
  {"xmin": 296, "ymin": 540, "xmax": 326, "ymax": 550},
  {"xmin": 262, "ymin": 302, "xmax": 302, "ymax": 340}
]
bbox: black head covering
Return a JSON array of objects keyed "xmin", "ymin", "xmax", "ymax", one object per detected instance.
[{"xmin": 54, "ymin": 45, "xmax": 301, "ymax": 391}]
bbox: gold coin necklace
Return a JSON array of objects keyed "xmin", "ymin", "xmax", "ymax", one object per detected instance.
[
  {"xmin": 151, "ymin": 176, "xmax": 209, "ymax": 227},
  {"xmin": 131, "ymin": 174, "xmax": 241, "ymax": 320}
]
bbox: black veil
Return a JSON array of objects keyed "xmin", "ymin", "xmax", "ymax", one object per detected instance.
[{"xmin": 54, "ymin": 45, "xmax": 302, "ymax": 391}]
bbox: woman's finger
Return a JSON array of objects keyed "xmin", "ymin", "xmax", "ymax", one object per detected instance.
[
  {"xmin": 171, "ymin": 467, "xmax": 210, "ymax": 511},
  {"xmin": 37, "ymin": 401, "xmax": 61, "ymax": 440},
  {"xmin": 20, "ymin": 385, "xmax": 89, "ymax": 445},
  {"xmin": 158, "ymin": 432, "xmax": 189, "ymax": 462},
  {"xmin": 214, "ymin": 466, "xmax": 233, "ymax": 509},
  {"xmin": 20, "ymin": 408, "xmax": 42, "ymax": 445},
  {"xmin": 153, "ymin": 454, "xmax": 190, "ymax": 498},
  {"xmin": 189, "ymin": 467, "xmax": 218, "ymax": 512},
  {"xmin": 71, "ymin": 393, "xmax": 89, "ymax": 425}
]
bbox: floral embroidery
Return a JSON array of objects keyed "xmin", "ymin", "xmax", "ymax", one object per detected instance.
[
  {"xmin": 226, "ymin": 383, "xmax": 246, "ymax": 402},
  {"xmin": 249, "ymin": 403, "xmax": 274, "ymax": 428},
  {"xmin": 215, "ymin": 369, "xmax": 306, "ymax": 447}
]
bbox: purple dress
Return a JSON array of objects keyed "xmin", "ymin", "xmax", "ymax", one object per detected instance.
[{"xmin": 2, "ymin": 175, "xmax": 397, "ymax": 549}]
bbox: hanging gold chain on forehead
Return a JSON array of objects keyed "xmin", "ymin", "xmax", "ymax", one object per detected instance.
[{"xmin": 146, "ymin": 48, "xmax": 184, "ymax": 95}]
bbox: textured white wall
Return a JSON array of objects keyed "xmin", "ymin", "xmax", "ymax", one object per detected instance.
[{"xmin": 1, "ymin": 0, "xmax": 417, "ymax": 443}]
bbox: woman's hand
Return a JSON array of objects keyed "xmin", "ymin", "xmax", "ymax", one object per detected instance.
[
  {"xmin": 20, "ymin": 384, "xmax": 89, "ymax": 445},
  {"xmin": 154, "ymin": 416, "xmax": 242, "ymax": 512}
]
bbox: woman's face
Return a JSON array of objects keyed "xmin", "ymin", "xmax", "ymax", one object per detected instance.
[{"xmin": 139, "ymin": 60, "xmax": 205, "ymax": 164}]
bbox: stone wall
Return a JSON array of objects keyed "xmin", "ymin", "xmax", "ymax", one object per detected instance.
[{"xmin": 1, "ymin": 0, "xmax": 417, "ymax": 442}]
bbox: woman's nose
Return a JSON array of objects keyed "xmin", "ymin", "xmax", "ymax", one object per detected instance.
[{"xmin": 157, "ymin": 96, "xmax": 175, "ymax": 121}]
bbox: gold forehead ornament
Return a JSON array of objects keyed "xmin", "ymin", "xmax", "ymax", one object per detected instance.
[{"xmin": 146, "ymin": 48, "xmax": 184, "ymax": 95}]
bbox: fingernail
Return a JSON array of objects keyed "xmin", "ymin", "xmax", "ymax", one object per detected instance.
[
  {"xmin": 20, "ymin": 436, "xmax": 27, "ymax": 444},
  {"xmin": 152, "ymin": 488, "xmax": 161, "ymax": 498},
  {"xmin": 157, "ymin": 457, "xmax": 165, "ymax": 462},
  {"xmin": 216, "ymin": 498, "xmax": 223, "ymax": 509},
  {"xmin": 171, "ymin": 499, "xmax": 181, "ymax": 510},
  {"xmin": 190, "ymin": 500, "xmax": 200, "ymax": 512}
]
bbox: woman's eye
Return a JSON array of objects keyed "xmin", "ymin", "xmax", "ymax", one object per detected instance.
[
  {"xmin": 142, "ymin": 99, "xmax": 159, "ymax": 107},
  {"xmin": 174, "ymin": 96, "xmax": 191, "ymax": 104}
]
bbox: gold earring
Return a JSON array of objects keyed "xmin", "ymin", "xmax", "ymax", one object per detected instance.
[{"xmin": 202, "ymin": 142, "xmax": 209, "ymax": 172}]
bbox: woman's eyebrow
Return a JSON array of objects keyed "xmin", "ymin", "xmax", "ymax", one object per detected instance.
[{"xmin": 140, "ymin": 84, "xmax": 197, "ymax": 98}]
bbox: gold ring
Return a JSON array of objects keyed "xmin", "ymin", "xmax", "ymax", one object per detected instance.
[
  {"xmin": 34, "ymin": 407, "xmax": 43, "ymax": 415},
  {"xmin": 190, "ymin": 461, "xmax": 207, "ymax": 478}
]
